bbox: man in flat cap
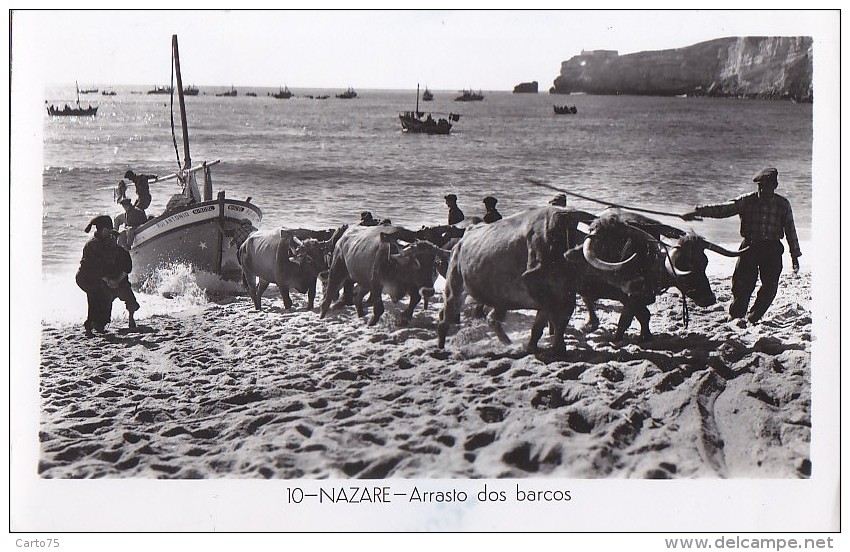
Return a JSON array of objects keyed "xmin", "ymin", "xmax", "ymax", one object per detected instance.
[
  {"xmin": 549, "ymin": 193, "xmax": 567, "ymax": 207},
  {"xmin": 482, "ymin": 196, "xmax": 502, "ymax": 223},
  {"xmin": 444, "ymin": 193, "xmax": 464, "ymax": 226},
  {"xmin": 681, "ymin": 167, "xmax": 801, "ymax": 324}
]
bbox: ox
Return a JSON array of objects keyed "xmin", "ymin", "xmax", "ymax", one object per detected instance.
[
  {"xmin": 237, "ymin": 228, "xmax": 336, "ymax": 311},
  {"xmin": 320, "ymin": 225, "xmax": 450, "ymax": 326},
  {"xmin": 412, "ymin": 223, "xmax": 474, "ymax": 278},
  {"xmin": 574, "ymin": 209, "xmax": 747, "ymax": 341},
  {"xmin": 437, "ymin": 206, "xmax": 594, "ymax": 354}
]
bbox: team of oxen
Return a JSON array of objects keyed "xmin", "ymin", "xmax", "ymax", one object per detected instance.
[{"xmin": 236, "ymin": 205, "xmax": 746, "ymax": 355}]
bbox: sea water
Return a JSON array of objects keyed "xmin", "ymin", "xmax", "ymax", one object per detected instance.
[{"xmin": 37, "ymin": 86, "xmax": 813, "ymax": 325}]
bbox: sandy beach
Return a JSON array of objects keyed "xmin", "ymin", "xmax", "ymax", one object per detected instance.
[{"xmin": 37, "ymin": 266, "xmax": 812, "ymax": 480}]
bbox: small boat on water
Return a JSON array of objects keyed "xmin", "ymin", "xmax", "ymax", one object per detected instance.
[
  {"xmin": 422, "ymin": 87, "xmax": 434, "ymax": 101},
  {"xmin": 123, "ymin": 35, "xmax": 262, "ymax": 294},
  {"xmin": 245, "ymin": 92, "xmax": 257, "ymax": 97},
  {"xmin": 79, "ymin": 87, "xmax": 98, "ymax": 94},
  {"xmin": 271, "ymin": 86, "xmax": 293, "ymax": 99},
  {"xmin": 336, "ymin": 87, "xmax": 357, "ymax": 99},
  {"xmin": 399, "ymin": 84, "xmax": 459, "ymax": 135},
  {"xmin": 46, "ymin": 81, "xmax": 98, "ymax": 116},
  {"xmin": 101, "ymin": 90, "xmax": 117, "ymax": 96},
  {"xmin": 183, "ymin": 85, "xmax": 200, "ymax": 96},
  {"xmin": 455, "ymin": 89, "xmax": 484, "ymax": 101},
  {"xmin": 553, "ymin": 105, "xmax": 578, "ymax": 114},
  {"xmin": 216, "ymin": 86, "xmax": 237, "ymax": 97},
  {"xmin": 147, "ymin": 85, "xmax": 172, "ymax": 95}
]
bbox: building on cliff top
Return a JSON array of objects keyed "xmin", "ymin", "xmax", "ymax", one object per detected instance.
[{"xmin": 580, "ymin": 49, "xmax": 619, "ymax": 58}]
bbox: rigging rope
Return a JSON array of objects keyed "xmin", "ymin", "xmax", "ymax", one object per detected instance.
[{"xmin": 525, "ymin": 177, "xmax": 696, "ymax": 219}]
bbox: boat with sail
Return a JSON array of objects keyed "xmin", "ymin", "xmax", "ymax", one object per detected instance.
[
  {"xmin": 122, "ymin": 35, "xmax": 262, "ymax": 294},
  {"xmin": 46, "ymin": 81, "xmax": 98, "ymax": 116},
  {"xmin": 422, "ymin": 87, "xmax": 434, "ymax": 101},
  {"xmin": 271, "ymin": 86, "xmax": 293, "ymax": 99},
  {"xmin": 399, "ymin": 84, "xmax": 459, "ymax": 135}
]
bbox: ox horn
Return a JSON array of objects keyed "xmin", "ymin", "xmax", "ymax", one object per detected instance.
[
  {"xmin": 663, "ymin": 246, "xmax": 693, "ymax": 278},
  {"xmin": 582, "ymin": 234, "xmax": 638, "ymax": 271},
  {"xmin": 700, "ymin": 239, "xmax": 749, "ymax": 257}
]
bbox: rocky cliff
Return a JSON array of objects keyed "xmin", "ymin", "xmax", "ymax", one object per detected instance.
[
  {"xmin": 550, "ymin": 37, "xmax": 813, "ymax": 102},
  {"xmin": 513, "ymin": 81, "xmax": 539, "ymax": 93}
]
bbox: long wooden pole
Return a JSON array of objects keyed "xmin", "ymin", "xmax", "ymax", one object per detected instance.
[
  {"xmin": 172, "ymin": 35, "xmax": 191, "ymax": 170},
  {"xmin": 524, "ymin": 177, "xmax": 700, "ymax": 220}
]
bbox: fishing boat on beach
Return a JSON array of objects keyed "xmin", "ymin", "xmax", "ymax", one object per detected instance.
[
  {"xmin": 271, "ymin": 86, "xmax": 293, "ymax": 99},
  {"xmin": 336, "ymin": 87, "xmax": 357, "ymax": 99},
  {"xmin": 123, "ymin": 35, "xmax": 262, "ymax": 294},
  {"xmin": 46, "ymin": 82, "xmax": 98, "ymax": 116},
  {"xmin": 455, "ymin": 89, "xmax": 484, "ymax": 101},
  {"xmin": 553, "ymin": 105, "xmax": 578, "ymax": 114},
  {"xmin": 399, "ymin": 84, "xmax": 459, "ymax": 135}
]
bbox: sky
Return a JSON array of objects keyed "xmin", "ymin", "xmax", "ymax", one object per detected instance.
[{"xmin": 10, "ymin": 9, "xmax": 838, "ymax": 91}]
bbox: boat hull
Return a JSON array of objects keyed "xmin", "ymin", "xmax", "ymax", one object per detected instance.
[
  {"xmin": 399, "ymin": 113, "xmax": 452, "ymax": 135},
  {"xmin": 47, "ymin": 106, "xmax": 98, "ymax": 116},
  {"xmin": 129, "ymin": 198, "xmax": 262, "ymax": 294}
]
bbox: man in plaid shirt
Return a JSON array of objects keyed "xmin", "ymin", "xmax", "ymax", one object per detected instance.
[{"xmin": 681, "ymin": 167, "xmax": 801, "ymax": 324}]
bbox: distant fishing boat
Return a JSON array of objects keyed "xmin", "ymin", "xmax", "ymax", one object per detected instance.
[
  {"xmin": 553, "ymin": 105, "xmax": 578, "ymax": 114},
  {"xmin": 336, "ymin": 87, "xmax": 357, "ymax": 99},
  {"xmin": 79, "ymin": 87, "xmax": 98, "ymax": 94},
  {"xmin": 46, "ymin": 81, "xmax": 98, "ymax": 117},
  {"xmin": 147, "ymin": 85, "xmax": 172, "ymax": 95},
  {"xmin": 455, "ymin": 89, "xmax": 484, "ymax": 101},
  {"xmin": 271, "ymin": 86, "xmax": 293, "ymax": 99},
  {"xmin": 399, "ymin": 84, "xmax": 458, "ymax": 135},
  {"xmin": 183, "ymin": 85, "xmax": 200, "ymax": 96},
  {"xmin": 422, "ymin": 87, "xmax": 434, "ymax": 101},
  {"xmin": 216, "ymin": 86, "xmax": 237, "ymax": 97},
  {"xmin": 122, "ymin": 35, "xmax": 262, "ymax": 294},
  {"xmin": 245, "ymin": 91, "xmax": 257, "ymax": 97},
  {"xmin": 101, "ymin": 90, "xmax": 117, "ymax": 96}
]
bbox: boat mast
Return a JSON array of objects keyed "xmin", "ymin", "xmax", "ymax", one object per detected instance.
[
  {"xmin": 416, "ymin": 83, "xmax": 420, "ymax": 114},
  {"xmin": 172, "ymin": 35, "xmax": 191, "ymax": 170}
]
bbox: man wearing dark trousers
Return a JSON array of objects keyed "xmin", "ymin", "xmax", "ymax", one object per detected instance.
[{"xmin": 681, "ymin": 167, "xmax": 801, "ymax": 324}]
